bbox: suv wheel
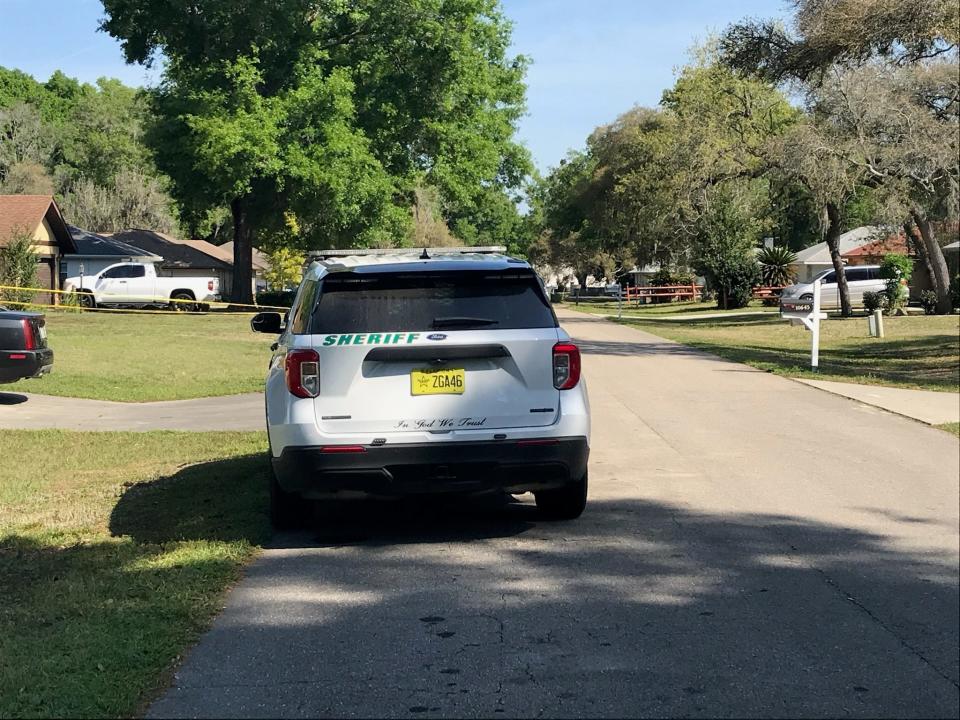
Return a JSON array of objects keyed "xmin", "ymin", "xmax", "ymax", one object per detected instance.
[
  {"xmin": 535, "ymin": 471, "xmax": 588, "ymax": 520},
  {"xmin": 269, "ymin": 469, "xmax": 303, "ymax": 529}
]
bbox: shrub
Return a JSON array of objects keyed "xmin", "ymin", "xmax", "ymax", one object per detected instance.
[
  {"xmin": 863, "ymin": 290, "xmax": 888, "ymax": 313},
  {"xmin": 0, "ymin": 227, "xmax": 38, "ymax": 306},
  {"xmin": 919, "ymin": 290, "xmax": 938, "ymax": 315},
  {"xmin": 758, "ymin": 245, "xmax": 798, "ymax": 287},
  {"xmin": 255, "ymin": 290, "xmax": 295, "ymax": 309},
  {"xmin": 649, "ymin": 267, "xmax": 695, "ymax": 286},
  {"xmin": 952, "ymin": 274, "xmax": 960, "ymax": 309},
  {"xmin": 879, "ymin": 253, "xmax": 913, "ymax": 312}
]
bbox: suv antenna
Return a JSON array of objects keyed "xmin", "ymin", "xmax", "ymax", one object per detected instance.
[{"xmin": 419, "ymin": 247, "xmax": 430, "ymax": 260}]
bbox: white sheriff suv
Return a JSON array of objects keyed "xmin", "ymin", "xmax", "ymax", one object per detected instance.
[{"xmin": 251, "ymin": 247, "xmax": 590, "ymax": 526}]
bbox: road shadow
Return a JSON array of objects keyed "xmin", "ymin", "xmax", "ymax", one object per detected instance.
[
  {"xmin": 147, "ymin": 493, "xmax": 959, "ymax": 719},
  {"xmin": 276, "ymin": 494, "xmax": 537, "ymax": 548},
  {"xmin": 5, "ymin": 447, "xmax": 957, "ymax": 718},
  {"xmin": 0, "ymin": 391, "xmax": 28, "ymax": 405},
  {"xmin": 109, "ymin": 454, "xmax": 272, "ymax": 545}
]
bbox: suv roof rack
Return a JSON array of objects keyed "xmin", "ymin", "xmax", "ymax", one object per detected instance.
[{"xmin": 309, "ymin": 246, "xmax": 507, "ymax": 260}]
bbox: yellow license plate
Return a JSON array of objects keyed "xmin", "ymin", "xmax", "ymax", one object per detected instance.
[{"xmin": 411, "ymin": 368, "xmax": 465, "ymax": 395}]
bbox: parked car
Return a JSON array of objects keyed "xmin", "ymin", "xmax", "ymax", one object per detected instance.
[
  {"xmin": 0, "ymin": 308, "xmax": 53, "ymax": 384},
  {"xmin": 64, "ymin": 262, "xmax": 220, "ymax": 311},
  {"xmin": 251, "ymin": 248, "xmax": 591, "ymax": 527},
  {"xmin": 779, "ymin": 265, "xmax": 896, "ymax": 310}
]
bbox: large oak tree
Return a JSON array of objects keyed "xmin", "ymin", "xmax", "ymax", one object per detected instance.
[{"xmin": 100, "ymin": 0, "xmax": 530, "ymax": 303}]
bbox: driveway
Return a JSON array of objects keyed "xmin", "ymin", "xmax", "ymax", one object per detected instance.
[
  {"xmin": 100, "ymin": 310, "xmax": 960, "ymax": 716},
  {"xmin": 0, "ymin": 391, "xmax": 264, "ymax": 431}
]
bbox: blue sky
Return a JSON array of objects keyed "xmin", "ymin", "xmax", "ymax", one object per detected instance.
[{"xmin": 0, "ymin": 0, "xmax": 787, "ymax": 172}]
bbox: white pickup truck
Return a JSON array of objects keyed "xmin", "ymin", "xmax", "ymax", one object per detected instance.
[{"xmin": 65, "ymin": 262, "xmax": 220, "ymax": 311}]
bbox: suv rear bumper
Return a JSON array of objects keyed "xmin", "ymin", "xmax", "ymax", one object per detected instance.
[
  {"xmin": 273, "ymin": 437, "xmax": 589, "ymax": 499},
  {"xmin": 0, "ymin": 348, "xmax": 53, "ymax": 383}
]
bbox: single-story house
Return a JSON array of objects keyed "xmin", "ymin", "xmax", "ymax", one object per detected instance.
[
  {"xmin": 789, "ymin": 226, "xmax": 892, "ymax": 283},
  {"xmin": 841, "ymin": 232, "xmax": 911, "ymax": 266},
  {"xmin": 0, "ymin": 194, "xmax": 76, "ymax": 304},
  {"xmin": 62, "ymin": 225, "xmax": 162, "ymax": 285},
  {"xmin": 189, "ymin": 240, "xmax": 268, "ymax": 293},
  {"xmin": 107, "ymin": 229, "xmax": 236, "ymax": 295}
]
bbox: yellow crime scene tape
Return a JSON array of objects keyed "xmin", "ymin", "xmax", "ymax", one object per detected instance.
[{"xmin": 0, "ymin": 283, "xmax": 290, "ymax": 314}]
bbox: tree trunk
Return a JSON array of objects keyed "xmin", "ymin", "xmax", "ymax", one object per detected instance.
[
  {"xmin": 230, "ymin": 197, "xmax": 254, "ymax": 305},
  {"xmin": 825, "ymin": 202, "xmax": 851, "ymax": 317},
  {"xmin": 904, "ymin": 219, "xmax": 934, "ymax": 297},
  {"xmin": 910, "ymin": 207, "xmax": 952, "ymax": 315}
]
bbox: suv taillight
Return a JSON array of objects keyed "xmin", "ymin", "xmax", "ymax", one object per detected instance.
[
  {"xmin": 285, "ymin": 349, "xmax": 320, "ymax": 398},
  {"xmin": 21, "ymin": 319, "xmax": 35, "ymax": 350},
  {"xmin": 208, "ymin": 280, "xmax": 214, "ymax": 291},
  {"xmin": 552, "ymin": 342, "xmax": 581, "ymax": 390}
]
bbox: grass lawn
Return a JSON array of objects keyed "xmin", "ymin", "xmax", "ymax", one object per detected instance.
[
  {"xmin": 0, "ymin": 430, "xmax": 270, "ymax": 718},
  {"xmin": 6, "ymin": 311, "xmax": 274, "ymax": 401},
  {"xmin": 558, "ymin": 298, "xmax": 779, "ymax": 317},
  {"xmin": 937, "ymin": 422, "xmax": 960, "ymax": 438},
  {"xmin": 613, "ymin": 313, "xmax": 960, "ymax": 392}
]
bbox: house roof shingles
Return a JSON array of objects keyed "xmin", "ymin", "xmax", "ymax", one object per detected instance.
[
  {"xmin": 67, "ymin": 225, "xmax": 162, "ymax": 259},
  {"xmin": 793, "ymin": 226, "xmax": 891, "ymax": 265},
  {"xmin": 0, "ymin": 194, "xmax": 75, "ymax": 252},
  {"xmin": 843, "ymin": 233, "xmax": 912, "ymax": 259},
  {"xmin": 108, "ymin": 229, "xmax": 232, "ymax": 271}
]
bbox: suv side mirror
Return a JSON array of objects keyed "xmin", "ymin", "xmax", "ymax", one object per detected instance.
[{"xmin": 251, "ymin": 312, "xmax": 284, "ymax": 334}]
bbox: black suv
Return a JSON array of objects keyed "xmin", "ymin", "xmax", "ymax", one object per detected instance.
[{"xmin": 0, "ymin": 308, "xmax": 53, "ymax": 384}]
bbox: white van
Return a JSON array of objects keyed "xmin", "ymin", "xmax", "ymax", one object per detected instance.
[{"xmin": 779, "ymin": 265, "xmax": 896, "ymax": 310}]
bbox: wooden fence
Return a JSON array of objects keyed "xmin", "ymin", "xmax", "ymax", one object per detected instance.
[{"xmin": 616, "ymin": 284, "xmax": 784, "ymax": 304}]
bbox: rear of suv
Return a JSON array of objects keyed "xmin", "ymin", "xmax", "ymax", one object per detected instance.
[
  {"xmin": 0, "ymin": 309, "xmax": 53, "ymax": 384},
  {"xmin": 252, "ymin": 248, "xmax": 590, "ymax": 526}
]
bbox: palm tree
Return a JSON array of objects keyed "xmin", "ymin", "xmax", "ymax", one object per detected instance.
[{"xmin": 758, "ymin": 245, "xmax": 798, "ymax": 287}]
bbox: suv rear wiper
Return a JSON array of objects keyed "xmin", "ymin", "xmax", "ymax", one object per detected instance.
[{"xmin": 432, "ymin": 316, "xmax": 499, "ymax": 328}]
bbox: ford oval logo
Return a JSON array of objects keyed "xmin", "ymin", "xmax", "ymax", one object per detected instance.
[{"xmin": 427, "ymin": 333, "xmax": 447, "ymax": 341}]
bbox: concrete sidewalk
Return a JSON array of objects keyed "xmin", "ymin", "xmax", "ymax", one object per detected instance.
[
  {"xmin": 796, "ymin": 379, "xmax": 960, "ymax": 425},
  {"xmin": 0, "ymin": 391, "xmax": 264, "ymax": 431}
]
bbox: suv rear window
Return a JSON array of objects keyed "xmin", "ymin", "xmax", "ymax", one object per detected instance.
[{"xmin": 308, "ymin": 270, "xmax": 556, "ymax": 334}]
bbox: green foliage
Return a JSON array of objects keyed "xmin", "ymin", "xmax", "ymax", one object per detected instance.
[
  {"xmin": 919, "ymin": 289, "xmax": 939, "ymax": 314},
  {"xmin": 99, "ymin": 0, "xmax": 532, "ymax": 273},
  {"xmin": 649, "ymin": 267, "xmax": 696, "ymax": 286},
  {"xmin": 262, "ymin": 247, "xmax": 305, "ymax": 291},
  {"xmin": 879, "ymin": 253, "xmax": 914, "ymax": 310},
  {"xmin": 758, "ymin": 245, "xmax": 798, "ymax": 286},
  {"xmin": 531, "ymin": 55, "xmax": 799, "ymax": 290},
  {"xmin": 0, "ymin": 228, "xmax": 39, "ymax": 305},
  {"xmin": 59, "ymin": 168, "xmax": 179, "ymax": 234},
  {"xmin": 690, "ymin": 188, "xmax": 763, "ymax": 309},
  {"xmin": 256, "ymin": 290, "xmax": 296, "ymax": 309},
  {"xmin": 0, "ymin": 65, "xmax": 179, "ymax": 233},
  {"xmin": 863, "ymin": 290, "xmax": 889, "ymax": 313}
]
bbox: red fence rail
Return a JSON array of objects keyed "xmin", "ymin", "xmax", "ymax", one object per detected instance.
[{"xmin": 624, "ymin": 284, "xmax": 703, "ymax": 303}]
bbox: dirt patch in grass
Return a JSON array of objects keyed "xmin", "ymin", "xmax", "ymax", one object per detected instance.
[
  {"xmin": 6, "ymin": 312, "xmax": 274, "ymax": 402},
  {"xmin": 0, "ymin": 430, "xmax": 270, "ymax": 718}
]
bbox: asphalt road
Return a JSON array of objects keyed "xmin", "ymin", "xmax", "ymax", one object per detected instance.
[{"xmin": 150, "ymin": 308, "xmax": 959, "ymax": 718}]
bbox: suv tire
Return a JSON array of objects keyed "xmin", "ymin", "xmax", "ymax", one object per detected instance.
[{"xmin": 535, "ymin": 471, "xmax": 588, "ymax": 520}]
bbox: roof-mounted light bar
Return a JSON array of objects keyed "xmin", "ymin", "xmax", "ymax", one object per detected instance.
[{"xmin": 308, "ymin": 246, "xmax": 507, "ymax": 260}]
